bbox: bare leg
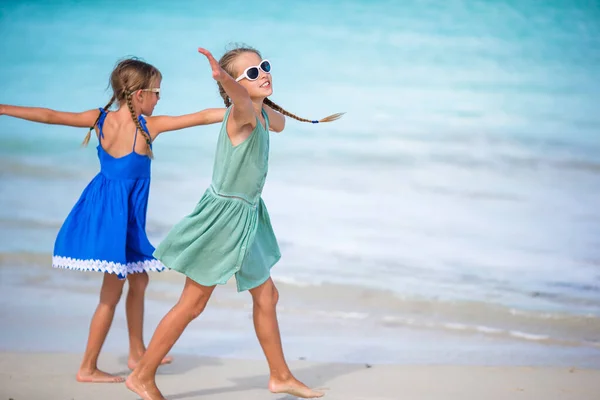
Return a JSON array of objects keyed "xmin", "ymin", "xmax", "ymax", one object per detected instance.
[
  {"xmin": 76, "ymin": 273, "xmax": 126, "ymax": 383},
  {"xmin": 125, "ymin": 272, "xmax": 173, "ymax": 370},
  {"xmin": 250, "ymin": 278, "xmax": 323, "ymax": 398},
  {"xmin": 126, "ymin": 278, "xmax": 215, "ymax": 400}
]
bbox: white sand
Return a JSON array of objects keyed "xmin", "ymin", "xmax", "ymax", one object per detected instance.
[{"xmin": 1, "ymin": 352, "xmax": 599, "ymax": 400}]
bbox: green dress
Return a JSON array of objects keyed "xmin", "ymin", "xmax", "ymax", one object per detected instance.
[{"xmin": 154, "ymin": 107, "xmax": 281, "ymax": 291}]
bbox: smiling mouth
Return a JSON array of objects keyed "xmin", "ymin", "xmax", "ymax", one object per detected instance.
[{"xmin": 260, "ymin": 81, "xmax": 271, "ymax": 88}]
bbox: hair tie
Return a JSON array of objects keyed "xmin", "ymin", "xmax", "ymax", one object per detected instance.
[{"xmin": 311, "ymin": 120, "xmax": 319, "ymax": 124}]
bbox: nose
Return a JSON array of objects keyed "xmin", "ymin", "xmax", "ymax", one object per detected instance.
[
  {"xmin": 259, "ymin": 68, "xmax": 270, "ymax": 79},
  {"xmin": 258, "ymin": 73, "xmax": 270, "ymax": 85}
]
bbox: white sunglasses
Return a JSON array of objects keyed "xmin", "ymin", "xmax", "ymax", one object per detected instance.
[
  {"xmin": 235, "ymin": 60, "xmax": 272, "ymax": 82},
  {"xmin": 130, "ymin": 88, "xmax": 160, "ymax": 98},
  {"xmin": 141, "ymin": 88, "xmax": 160, "ymax": 98}
]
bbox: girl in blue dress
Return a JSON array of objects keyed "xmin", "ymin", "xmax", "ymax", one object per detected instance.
[{"xmin": 0, "ymin": 58, "xmax": 225, "ymax": 383}]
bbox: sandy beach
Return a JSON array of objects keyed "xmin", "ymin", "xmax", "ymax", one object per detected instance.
[
  {"xmin": 1, "ymin": 352, "xmax": 598, "ymax": 400},
  {"xmin": 1, "ymin": 264, "xmax": 600, "ymax": 399}
]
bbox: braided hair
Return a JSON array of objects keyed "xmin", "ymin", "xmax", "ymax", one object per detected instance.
[
  {"xmin": 217, "ymin": 46, "xmax": 343, "ymax": 124},
  {"xmin": 82, "ymin": 58, "xmax": 161, "ymax": 158}
]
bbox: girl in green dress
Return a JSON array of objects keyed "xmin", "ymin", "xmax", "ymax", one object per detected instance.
[{"xmin": 126, "ymin": 46, "xmax": 342, "ymax": 400}]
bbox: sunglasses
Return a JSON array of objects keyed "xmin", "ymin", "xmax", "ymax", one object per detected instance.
[
  {"xmin": 235, "ymin": 60, "xmax": 271, "ymax": 82},
  {"xmin": 141, "ymin": 88, "xmax": 160, "ymax": 99}
]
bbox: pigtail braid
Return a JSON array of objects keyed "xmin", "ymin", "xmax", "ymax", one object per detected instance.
[
  {"xmin": 263, "ymin": 98, "xmax": 344, "ymax": 124},
  {"xmin": 82, "ymin": 94, "xmax": 116, "ymax": 147},
  {"xmin": 218, "ymin": 82, "xmax": 232, "ymax": 107},
  {"xmin": 126, "ymin": 93, "xmax": 154, "ymax": 159}
]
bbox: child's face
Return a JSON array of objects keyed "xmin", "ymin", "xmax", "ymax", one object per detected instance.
[
  {"xmin": 140, "ymin": 78, "xmax": 161, "ymax": 116},
  {"xmin": 234, "ymin": 52, "xmax": 273, "ymax": 99}
]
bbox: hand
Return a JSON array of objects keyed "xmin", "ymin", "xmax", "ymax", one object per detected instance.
[{"xmin": 198, "ymin": 48, "xmax": 229, "ymax": 82}]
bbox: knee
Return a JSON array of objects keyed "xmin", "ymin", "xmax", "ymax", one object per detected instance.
[
  {"xmin": 128, "ymin": 272, "xmax": 149, "ymax": 294},
  {"xmin": 100, "ymin": 294, "xmax": 122, "ymax": 309},
  {"xmin": 184, "ymin": 294, "xmax": 210, "ymax": 321},
  {"xmin": 254, "ymin": 284, "xmax": 279, "ymax": 310},
  {"xmin": 177, "ymin": 279, "xmax": 214, "ymax": 321},
  {"xmin": 99, "ymin": 280, "xmax": 125, "ymax": 309}
]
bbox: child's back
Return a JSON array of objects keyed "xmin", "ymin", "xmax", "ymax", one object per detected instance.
[{"xmin": 98, "ymin": 108, "xmax": 152, "ymax": 158}]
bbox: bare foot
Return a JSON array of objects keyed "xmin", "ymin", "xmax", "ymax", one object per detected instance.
[
  {"xmin": 269, "ymin": 377, "xmax": 324, "ymax": 398},
  {"xmin": 76, "ymin": 368, "xmax": 125, "ymax": 383},
  {"xmin": 126, "ymin": 374, "xmax": 165, "ymax": 400},
  {"xmin": 128, "ymin": 354, "xmax": 173, "ymax": 370}
]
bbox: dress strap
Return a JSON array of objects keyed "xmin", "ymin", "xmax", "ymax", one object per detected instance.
[
  {"xmin": 97, "ymin": 108, "xmax": 108, "ymax": 140},
  {"xmin": 261, "ymin": 107, "xmax": 270, "ymax": 131},
  {"xmin": 132, "ymin": 127, "xmax": 138, "ymax": 151},
  {"xmin": 137, "ymin": 115, "xmax": 153, "ymax": 149}
]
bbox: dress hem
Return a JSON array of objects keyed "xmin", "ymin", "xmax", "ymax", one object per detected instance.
[{"xmin": 52, "ymin": 255, "xmax": 165, "ymax": 279}]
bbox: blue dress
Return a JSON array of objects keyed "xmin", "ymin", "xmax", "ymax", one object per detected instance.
[{"xmin": 52, "ymin": 108, "xmax": 165, "ymax": 279}]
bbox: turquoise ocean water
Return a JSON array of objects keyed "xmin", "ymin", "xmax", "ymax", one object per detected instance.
[{"xmin": 1, "ymin": 0, "xmax": 599, "ymax": 364}]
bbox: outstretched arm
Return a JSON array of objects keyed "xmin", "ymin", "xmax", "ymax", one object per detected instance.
[
  {"xmin": 197, "ymin": 48, "xmax": 256, "ymax": 133},
  {"xmin": 0, "ymin": 104, "xmax": 99, "ymax": 128},
  {"xmin": 146, "ymin": 108, "xmax": 226, "ymax": 138}
]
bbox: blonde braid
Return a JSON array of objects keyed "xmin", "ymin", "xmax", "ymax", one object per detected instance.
[
  {"xmin": 263, "ymin": 98, "xmax": 344, "ymax": 124},
  {"xmin": 82, "ymin": 94, "xmax": 116, "ymax": 146},
  {"xmin": 126, "ymin": 93, "xmax": 154, "ymax": 159},
  {"xmin": 217, "ymin": 46, "xmax": 344, "ymax": 124},
  {"xmin": 218, "ymin": 82, "xmax": 231, "ymax": 107}
]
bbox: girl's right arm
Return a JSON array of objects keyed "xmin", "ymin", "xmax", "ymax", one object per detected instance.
[
  {"xmin": 146, "ymin": 108, "xmax": 226, "ymax": 139},
  {"xmin": 0, "ymin": 104, "xmax": 99, "ymax": 128},
  {"xmin": 197, "ymin": 48, "xmax": 257, "ymax": 136}
]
